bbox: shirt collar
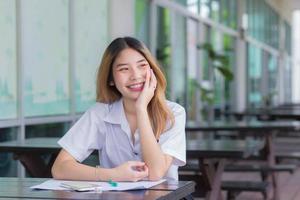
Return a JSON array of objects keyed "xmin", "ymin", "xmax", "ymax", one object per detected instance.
[{"xmin": 103, "ymin": 98, "xmax": 130, "ymax": 133}]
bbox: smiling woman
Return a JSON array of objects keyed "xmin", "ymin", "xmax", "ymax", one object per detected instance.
[{"xmin": 51, "ymin": 37, "xmax": 186, "ymax": 182}]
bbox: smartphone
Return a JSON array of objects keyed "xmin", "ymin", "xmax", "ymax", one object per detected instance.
[{"xmin": 60, "ymin": 181, "xmax": 102, "ymax": 192}]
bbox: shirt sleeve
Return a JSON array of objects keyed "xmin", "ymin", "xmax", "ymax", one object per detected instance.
[
  {"xmin": 159, "ymin": 104, "xmax": 186, "ymax": 166},
  {"xmin": 58, "ymin": 106, "xmax": 105, "ymax": 162}
]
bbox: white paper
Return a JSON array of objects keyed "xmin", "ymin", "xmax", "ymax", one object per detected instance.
[{"xmin": 31, "ymin": 179, "xmax": 166, "ymax": 192}]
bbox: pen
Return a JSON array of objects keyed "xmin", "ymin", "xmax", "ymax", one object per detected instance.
[{"xmin": 108, "ymin": 179, "xmax": 118, "ymax": 187}]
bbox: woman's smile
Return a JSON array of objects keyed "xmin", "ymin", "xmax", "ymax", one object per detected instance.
[{"xmin": 127, "ymin": 82, "xmax": 144, "ymax": 91}]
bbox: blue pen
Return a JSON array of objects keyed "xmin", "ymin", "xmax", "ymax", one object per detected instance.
[{"xmin": 108, "ymin": 179, "xmax": 118, "ymax": 187}]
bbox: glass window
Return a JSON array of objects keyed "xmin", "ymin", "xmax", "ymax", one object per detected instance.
[
  {"xmin": 210, "ymin": 29, "xmax": 223, "ymax": 106},
  {"xmin": 171, "ymin": 0, "xmax": 238, "ymax": 29},
  {"xmin": 156, "ymin": 7, "xmax": 171, "ymax": 98},
  {"xmin": 21, "ymin": 0, "xmax": 70, "ymax": 117},
  {"xmin": 267, "ymin": 54, "xmax": 278, "ymax": 105},
  {"xmin": 199, "ymin": 0, "xmax": 210, "ymax": 18},
  {"xmin": 73, "ymin": 0, "xmax": 108, "ymax": 113},
  {"xmin": 210, "ymin": 0, "xmax": 220, "ymax": 22},
  {"xmin": 247, "ymin": 0, "xmax": 279, "ymax": 49},
  {"xmin": 220, "ymin": 0, "xmax": 237, "ymax": 29},
  {"xmin": 25, "ymin": 122, "xmax": 71, "ymax": 138},
  {"xmin": 171, "ymin": 13, "xmax": 187, "ymax": 106},
  {"xmin": 0, "ymin": 127, "xmax": 18, "ymax": 177},
  {"xmin": 247, "ymin": 43, "xmax": 262, "ymax": 108},
  {"xmin": 156, "ymin": 7, "xmax": 187, "ymax": 108},
  {"xmin": 135, "ymin": 0, "xmax": 150, "ymax": 46},
  {"xmin": 0, "ymin": 0, "xmax": 17, "ymax": 120},
  {"xmin": 210, "ymin": 30, "xmax": 235, "ymax": 115},
  {"xmin": 284, "ymin": 21, "xmax": 292, "ymax": 55},
  {"xmin": 283, "ymin": 57, "xmax": 292, "ymax": 102},
  {"xmin": 186, "ymin": 19, "xmax": 199, "ymax": 121}
]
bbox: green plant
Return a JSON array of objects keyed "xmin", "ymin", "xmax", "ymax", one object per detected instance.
[
  {"xmin": 197, "ymin": 43, "xmax": 234, "ymax": 81},
  {"xmin": 192, "ymin": 42, "xmax": 234, "ymax": 121}
]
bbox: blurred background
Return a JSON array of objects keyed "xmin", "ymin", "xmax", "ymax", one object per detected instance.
[{"xmin": 0, "ymin": 0, "xmax": 299, "ymax": 178}]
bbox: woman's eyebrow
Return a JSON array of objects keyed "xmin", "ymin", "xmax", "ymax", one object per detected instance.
[
  {"xmin": 136, "ymin": 59, "xmax": 146, "ymax": 63},
  {"xmin": 115, "ymin": 59, "xmax": 146, "ymax": 68},
  {"xmin": 115, "ymin": 63, "xmax": 128, "ymax": 68}
]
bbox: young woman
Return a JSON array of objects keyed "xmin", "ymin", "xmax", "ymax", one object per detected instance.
[{"xmin": 51, "ymin": 37, "xmax": 186, "ymax": 182}]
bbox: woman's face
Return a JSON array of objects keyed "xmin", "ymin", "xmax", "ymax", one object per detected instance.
[{"xmin": 112, "ymin": 48, "xmax": 150, "ymax": 101}]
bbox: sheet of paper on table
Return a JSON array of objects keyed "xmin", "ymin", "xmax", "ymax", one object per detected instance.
[{"xmin": 31, "ymin": 179, "xmax": 166, "ymax": 192}]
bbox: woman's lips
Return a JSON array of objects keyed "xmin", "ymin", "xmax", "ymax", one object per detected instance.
[{"xmin": 127, "ymin": 83, "xmax": 144, "ymax": 91}]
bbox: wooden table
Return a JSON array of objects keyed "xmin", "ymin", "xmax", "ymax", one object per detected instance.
[
  {"xmin": 0, "ymin": 137, "xmax": 60, "ymax": 177},
  {"xmin": 186, "ymin": 120, "xmax": 300, "ymax": 200},
  {"xmin": 0, "ymin": 137, "xmax": 262, "ymax": 200},
  {"xmin": 225, "ymin": 109, "xmax": 300, "ymax": 121},
  {"xmin": 0, "ymin": 178, "xmax": 195, "ymax": 200},
  {"xmin": 184, "ymin": 138, "xmax": 263, "ymax": 200}
]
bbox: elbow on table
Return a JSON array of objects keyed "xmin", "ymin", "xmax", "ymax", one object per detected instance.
[
  {"xmin": 51, "ymin": 163, "xmax": 62, "ymax": 179},
  {"xmin": 148, "ymin": 170, "xmax": 165, "ymax": 181}
]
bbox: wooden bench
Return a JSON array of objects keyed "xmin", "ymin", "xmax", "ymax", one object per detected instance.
[
  {"xmin": 224, "ymin": 164, "xmax": 296, "ymax": 174},
  {"xmin": 276, "ymin": 151, "xmax": 300, "ymax": 162},
  {"xmin": 221, "ymin": 181, "xmax": 269, "ymax": 200},
  {"xmin": 180, "ymin": 163, "xmax": 296, "ymax": 174}
]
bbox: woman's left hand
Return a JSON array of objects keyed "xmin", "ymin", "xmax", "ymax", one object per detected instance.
[{"xmin": 135, "ymin": 68, "xmax": 157, "ymax": 110}]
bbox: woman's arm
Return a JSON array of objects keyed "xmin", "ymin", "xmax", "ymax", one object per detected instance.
[
  {"xmin": 51, "ymin": 149, "xmax": 149, "ymax": 182},
  {"xmin": 137, "ymin": 108, "xmax": 173, "ymax": 181},
  {"xmin": 135, "ymin": 68, "xmax": 173, "ymax": 181}
]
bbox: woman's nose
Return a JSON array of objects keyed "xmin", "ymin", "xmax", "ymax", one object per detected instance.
[{"xmin": 130, "ymin": 68, "xmax": 143, "ymax": 80}]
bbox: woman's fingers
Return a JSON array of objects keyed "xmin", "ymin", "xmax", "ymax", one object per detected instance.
[
  {"xmin": 150, "ymin": 69, "xmax": 157, "ymax": 90},
  {"xmin": 144, "ymin": 67, "xmax": 150, "ymax": 89},
  {"xmin": 129, "ymin": 161, "xmax": 145, "ymax": 166}
]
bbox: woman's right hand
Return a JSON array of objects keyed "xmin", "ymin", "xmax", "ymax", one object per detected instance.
[{"xmin": 112, "ymin": 161, "xmax": 149, "ymax": 182}]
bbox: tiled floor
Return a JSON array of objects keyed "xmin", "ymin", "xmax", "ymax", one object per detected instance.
[{"xmin": 194, "ymin": 165, "xmax": 300, "ymax": 200}]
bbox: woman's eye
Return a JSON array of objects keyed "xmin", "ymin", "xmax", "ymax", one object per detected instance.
[
  {"xmin": 119, "ymin": 68, "xmax": 128, "ymax": 71},
  {"xmin": 140, "ymin": 64, "xmax": 148, "ymax": 68}
]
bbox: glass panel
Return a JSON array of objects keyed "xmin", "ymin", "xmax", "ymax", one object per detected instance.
[
  {"xmin": 73, "ymin": 0, "xmax": 108, "ymax": 113},
  {"xmin": 210, "ymin": 31, "xmax": 235, "ymax": 117},
  {"xmin": 202, "ymin": 27, "xmax": 210, "ymax": 81},
  {"xmin": 223, "ymin": 34, "xmax": 235, "ymax": 110},
  {"xmin": 284, "ymin": 21, "xmax": 292, "ymax": 55},
  {"xmin": 210, "ymin": 0, "xmax": 220, "ymax": 22},
  {"xmin": 171, "ymin": 13, "xmax": 187, "ymax": 106},
  {"xmin": 247, "ymin": 43, "xmax": 262, "ymax": 108},
  {"xmin": 188, "ymin": 0, "xmax": 199, "ymax": 14},
  {"xmin": 156, "ymin": 7, "xmax": 187, "ymax": 107},
  {"xmin": 199, "ymin": 0, "xmax": 210, "ymax": 18},
  {"xmin": 0, "ymin": 127, "xmax": 18, "ymax": 177},
  {"xmin": 284, "ymin": 57, "xmax": 292, "ymax": 102},
  {"xmin": 186, "ymin": 19, "xmax": 199, "ymax": 121},
  {"xmin": 267, "ymin": 54, "xmax": 278, "ymax": 105},
  {"xmin": 171, "ymin": 0, "xmax": 238, "ymax": 29},
  {"xmin": 22, "ymin": 0, "xmax": 70, "ymax": 117},
  {"xmin": 135, "ymin": 0, "xmax": 150, "ymax": 45},
  {"xmin": 247, "ymin": 0, "xmax": 279, "ymax": 49},
  {"xmin": 0, "ymin": 0, "xmax": 17, "ymax": 119},
  {"xmin": 210, "ymin": 29, "xmax": 223, "ymax": 107},
  {"xmin": 25, "ymin": 122, "xmax": 71, "ymax": 138},
  {"xmin": 221, "ymin": 0, "xmax": 237, "ymax": 29},
  {"xmin": 156, "ymin": 7, "xmax": 171, "ymax": 98}
]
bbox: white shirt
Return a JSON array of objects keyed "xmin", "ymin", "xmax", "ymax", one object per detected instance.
[{"xmin": 58, "ymin": 98, "xmax": 186, "ymax": 181}]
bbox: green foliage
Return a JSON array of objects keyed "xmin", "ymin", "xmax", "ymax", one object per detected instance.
[
  {"xmin": 194, "ymin": 42, "xmax": 234, "ymax": 108},
  {"xmin": 197, "ymin": 43, "xmax": 234, "ymax": 81},
  {"xmin": 190, "ymin": 79, "xmax": 214, "ymax": 105}
]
